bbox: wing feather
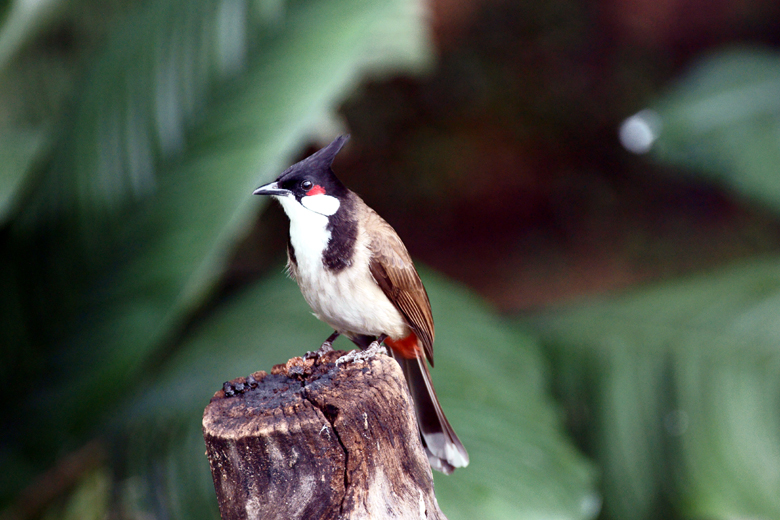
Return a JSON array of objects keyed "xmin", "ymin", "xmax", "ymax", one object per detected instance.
[{"xmin": 366, "ymin": 209, "xmax": 435, "ymax": 364}]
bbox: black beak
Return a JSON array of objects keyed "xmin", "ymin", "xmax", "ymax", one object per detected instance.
[{"xmin": 253, "ymin": 181, "xmax": 287, "ymax": 196}]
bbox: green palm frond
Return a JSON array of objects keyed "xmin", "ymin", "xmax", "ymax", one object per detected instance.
[
  {"xmin": 2, "ymin": 0, "xmax": 430, "ymax": 503},
  {"xmin": 527, "ymin": 257, "xmax": 780, "ymax": 520}
]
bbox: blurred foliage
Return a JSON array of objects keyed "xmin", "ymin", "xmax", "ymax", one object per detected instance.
[
  {"xmin": 526, "ymin": 45, "xmax": 780, "ymax": 520},
  {"xmin": 648, "ymin": 47, "xmax": 780, "ymax": 210},
  {"xmin": 2, "ymin": 0, "xmax": 429, "ymax": 452},
  {"xmin": 526, "ymin": 259, "xmax": 780, "ymax": 520},
  {"xmin": 0, "ymin": 0, "xmax": 597, "ymax": 519}
]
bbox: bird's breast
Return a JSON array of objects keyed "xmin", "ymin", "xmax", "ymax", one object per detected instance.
[{"xmin": 286, "ymin": 211, "xmax": 407, "ymax": 339}]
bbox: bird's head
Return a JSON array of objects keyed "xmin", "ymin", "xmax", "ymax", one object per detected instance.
[{"xmin": 253, "ymin": 135, "xmax": 350, "ymax": 217}]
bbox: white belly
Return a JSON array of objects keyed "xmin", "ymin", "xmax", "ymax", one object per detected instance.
[
  {"xmin": 298, "ymin": 256, "xmax": 408, "ymax": 338},
  {"xmin": 278, "ymin": 194, "xmax": 408, "ymax": 339}
]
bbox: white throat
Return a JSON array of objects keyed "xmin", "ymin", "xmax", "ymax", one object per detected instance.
[{"xmin": 276, "ymin": 194, "xmax": 332, "ymax": 266}]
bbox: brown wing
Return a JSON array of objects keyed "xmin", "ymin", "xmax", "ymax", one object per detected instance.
[{"xmin": 366, "ymin": 209, "xmax": 435, "ymax": 365}]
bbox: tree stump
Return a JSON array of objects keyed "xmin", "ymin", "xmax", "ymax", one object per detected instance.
[{"xmin": 202, "ymin": 348, "xmax": 447, "ymax": 520}]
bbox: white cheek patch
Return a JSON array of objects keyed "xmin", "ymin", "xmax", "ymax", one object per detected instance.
[{"xmin": 301, "ymin": 194, "xmax": 340, "ymax": 216}]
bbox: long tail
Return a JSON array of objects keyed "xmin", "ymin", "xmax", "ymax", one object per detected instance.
[{"xmin": 388, "ymin": 346, "xmax": 469, "ymax": 474}]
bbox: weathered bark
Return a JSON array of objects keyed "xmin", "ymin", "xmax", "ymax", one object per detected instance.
[{"xmin": 202, "ymin": 348, "xmax": 447, "ymax": 520}]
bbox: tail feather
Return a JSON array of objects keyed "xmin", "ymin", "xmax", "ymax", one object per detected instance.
[{"xmin": 391, "ymin": 351, "xmax": 469, "ymax": 474}]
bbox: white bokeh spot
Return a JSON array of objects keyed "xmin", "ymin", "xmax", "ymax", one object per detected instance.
[{"xmin": 619, "ymin": 109, "xmax": 662, "ymax": 154}]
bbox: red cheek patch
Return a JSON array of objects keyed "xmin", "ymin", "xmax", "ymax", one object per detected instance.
[{"xmin": 306, "ymin": 185, "xmax": 326, "ymax": 196}]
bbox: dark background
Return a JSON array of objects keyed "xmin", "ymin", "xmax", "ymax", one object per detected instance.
[{"xmin": 234, "ymin": 0, "xmax": 780, "ymax": 311}]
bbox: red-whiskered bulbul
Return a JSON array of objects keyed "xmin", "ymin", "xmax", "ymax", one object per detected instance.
[{"xmin": 253, "ymin": 135, "xmax": 469, "ymax": 474}]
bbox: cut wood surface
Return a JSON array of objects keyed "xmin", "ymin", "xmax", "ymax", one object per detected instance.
[{"xmin": 202, "ymin": 348, "xmax": 447, "ymax": 520}]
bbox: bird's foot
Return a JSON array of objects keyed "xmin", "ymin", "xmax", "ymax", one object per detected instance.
[
  {"xmin": 305, "ymin": 340, "xmax": 335, "ymax": 360},
  {"xmin": 306, "ymin": 331, "xmax": 340, "ymax": 359},
  {"xmin": 335, "ymin": 340, "xmax": 387, "ymax": 366}
]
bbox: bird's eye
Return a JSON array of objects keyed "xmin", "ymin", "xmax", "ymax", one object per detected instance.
[{"xmin": 301, "ymin": 180, "xmax": 313, "ymax": 190}]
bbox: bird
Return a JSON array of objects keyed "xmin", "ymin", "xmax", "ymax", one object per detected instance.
[{"xmin": 253, "ymin": 134, "xmax": 469, "ymax": 474}]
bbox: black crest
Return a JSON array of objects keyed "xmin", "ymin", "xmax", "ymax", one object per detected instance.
[
  {"xmin": 275, "ymin": 135, "xmax": 351, "ymax": 200},
  {"xmin": 296, "ymin": 135, "xmax": 349, "ymax": 174}
]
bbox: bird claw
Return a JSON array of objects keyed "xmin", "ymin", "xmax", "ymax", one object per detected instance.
[
  {"xmin": 305, "ymin": 340, "xmax": 335, "ymax": 359},
  {"xmin": 335, "ymin": 340, "xmax": 387, "ymax": 366}
]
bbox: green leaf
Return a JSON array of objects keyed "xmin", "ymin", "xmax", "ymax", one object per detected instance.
[
  {"xmin": 622, "ymin": 46, "xmax": 780, "ymax": 212},
  {"xmin": 116, "ymin": 269, "xmax": 598, "ymax": 520},
  {"xmin": 0, "ymin": 0, "xmax": 98, "ymax": 223},
  {"xmin": 525, "ymin": 257, "xmax": 780, "ymax": 520},
  {"xmin": 0, "ymin": 0, "xmax": 64, "ymax": 73},
  {"xmin": 6, "ymin": 0, "xmax": 430, "ymax": 443},
  {"xmin": 0, "ymin": 128, "xmax": 46, "ymax": 220}
]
